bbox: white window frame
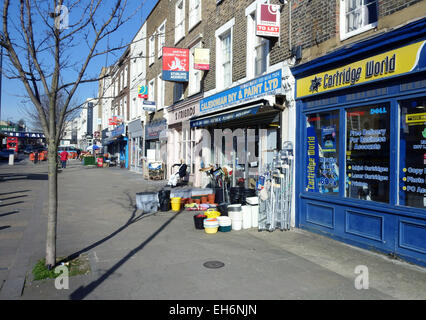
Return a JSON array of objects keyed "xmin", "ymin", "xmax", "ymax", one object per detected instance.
[
  {"xmin": 124, "ymin": 66, "xmax": 128, "ymax": 88},
  {"xmin": 157, "ymin": 20, "xmax": 166, "ymax": 58},
  {"xmin": 149, "ymin": 35, "xmax": 155, "ymax": 65},
  {"xmin": 340, "ymin": 0, "xmax": 378, "ymax": 41},
  {"xmin": 215, "ymin": 18, "xmax": 234, "ymax": 91},
  {"xmin": 148, "ymin": 79, "xmax": 155, "ymax": 112},
  {"xmin": 188, "ymin": 41, "xmax": 203, "ymax": 96},
  {"xmin": 175, "ymin": 0, "xmax": 185, "ymax": 44},
  {"xmin": 188, "ymin": 0, "xmax": 201, "ymax": 32},
  {"xmin": 157, "ymin": 74, "xmax": 165, "ymax": 111},
  {"xmin": 246, "ymin": 1, "xmax": 270, "ymax": 79}
]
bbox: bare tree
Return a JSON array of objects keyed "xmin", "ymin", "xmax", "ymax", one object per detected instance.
[{"xmin": 0, "ymin": 0, "xmax": 139, "ymax": 268}]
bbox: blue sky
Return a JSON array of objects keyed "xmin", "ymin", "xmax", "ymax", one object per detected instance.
[{"xmin": 1, "ymin": 0, "xmax": 158, "ymax": 126}]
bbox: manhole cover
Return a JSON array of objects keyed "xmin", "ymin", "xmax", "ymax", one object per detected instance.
[{"xmin": 203, "ymin": 261, "xmax": 225, "ymax": 269}]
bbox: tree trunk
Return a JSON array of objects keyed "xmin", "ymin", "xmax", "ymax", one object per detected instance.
[{"xmin": 45, "ymin": 143, "xmax": 58, "ymax": 268}]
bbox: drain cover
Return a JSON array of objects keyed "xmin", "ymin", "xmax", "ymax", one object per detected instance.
[{"xmin": 203, "ymin": 261, "xmax": 225, "ymax": 269}]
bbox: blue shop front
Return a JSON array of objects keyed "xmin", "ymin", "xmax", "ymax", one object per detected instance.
[
  {"xmin": 292, "ymin": 18, "xmax": 426, "ymax": 266},
  {"xmin": 103, "ymin": 124, "xmax": 128, "ymax": 168}
]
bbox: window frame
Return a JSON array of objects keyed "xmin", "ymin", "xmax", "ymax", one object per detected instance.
[
  {"xmin": 157, "ymin": 20, "xmax": 166, "ymax": 58},
  {"xmin": 215, "ymin": 18, "xmax": 235, "ymax": 91},
  {"xmin": 175, "ymin": 0, "xmax": 186, "ymax": 44},
  {"xmin": 339, "ymin": 0, "xmax": 378, "ymax": 41},
  {"xmin": 246, "ymin": 3, "xmax": 270, "ymax": 79},
  {"xmin": 149, "ymin": 35, "xmax": 155, "ymax": 66},
  {"xmin": 188, "ymin": 0, "xmax": 201, "ymax": 32}
]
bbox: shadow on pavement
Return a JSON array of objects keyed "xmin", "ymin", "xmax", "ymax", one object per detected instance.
[
  {"xmin": 0, "ymin": 201, "xmax": 25, "ymax": 208},
  {"xmin": 0, "ymin": 226, "xmax": 11, "ymax": 231},
  {"xmin": 0, "ymin": 195, "xmax": 28, "ymax": 201},
  {"xmin": 69, "ymin": 209, "xmax": 183, "ymax": 300},
  {"xmin": 0, "ymin": 173, "xmax": 48, "ymax": 181},
  {"xmin": 0, "ymin": 190, "xmax": 30, "ymax": 196},
  {"xmin": 0, "ymin": 210, "xmax": 20, "ymax": 218}
]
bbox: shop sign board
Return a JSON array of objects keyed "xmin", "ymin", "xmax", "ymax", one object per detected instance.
[
  {"xmin": 111, "ymin": 124, "xmax": 124, "ymax": 138},
  {"xmin": 169, "ymin": 103, "xmax": 200, "ymax": 125},
  {"xmin": 138, "ymin": 85, "xmax": 148, "ymax": 99},
  {"xmin": 256, "ymin": 3, "xmax": 280, "ymax": 38},
  {"xmin": 162, "ymin": 47, "xmax": 189, "ymax": 82},
  {"xmin": 297, "ymin": 40, "xmax": 426, "ymax": 98},
  {"xmin": 194, "ymin": 48, "xmax": 210, "ymax": 70},
  {"xmin": 1, "ymin": 131, "xmax": 45, "ymax": 138},
  {"xmin": 146, "ymin": 120, "xmax": 167, "ymax": 141},
  {"xmin": 109, "ymin": 115, "xmax": 123, "ymax": 126},
  {"xmin": 142, "ymin": 100, "xmax": 156, "ymax": 112},
  {"xmin": 200, "ymin": 69, "xmax": 282, "ymax": 115}
]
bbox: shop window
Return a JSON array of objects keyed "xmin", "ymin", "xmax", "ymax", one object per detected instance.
[
  {"xmin": 340, "ymin": 0, "xmax": 378, "ymax": 41},
  {"xmin": 399, "ymin": 97, "xmax": 426, "ymax": 209},
  {"xmin": 346, "ymin": 103, "xmax": 390, "ymax": 203},
  {"xmin": 306, "ymin": 111, "xmax": 340, "ymax": 194}
]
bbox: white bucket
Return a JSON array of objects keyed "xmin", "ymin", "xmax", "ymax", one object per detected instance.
[
  {"xmin": 242, "ymin": 205, "xmax": 252, "ymax": 229},
  {"xmin": 250, "ymin": 205, "xmax": 259, "ymax": 228},
  {"xmin": 232, "ymin": 219, "xmax": 242, "ymax": 231}
]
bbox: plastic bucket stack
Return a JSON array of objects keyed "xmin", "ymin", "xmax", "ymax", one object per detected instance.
[
  {"xmin": 228, "ymin": 204, "xmax": 242, "ymax": 231},
  {"xmin": 217, "ymin": 216, "xmax": 232, "ymax": 232},
  {"xmin": 171, "ymin": 197, "xmax": 182, "ymax": 211},
  {"xmin": 204, "ymin": 218, "xmax": 219, "ymax": 234}
]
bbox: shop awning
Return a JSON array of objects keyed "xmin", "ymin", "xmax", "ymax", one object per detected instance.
[{"xmin": 190, "ymin": 105, "xmax": 262, "ymax": 128}]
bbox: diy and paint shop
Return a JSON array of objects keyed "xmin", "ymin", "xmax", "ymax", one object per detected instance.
[{"xmin": 292, "ymin": 18, "xmax": 426, "ymax": 266}]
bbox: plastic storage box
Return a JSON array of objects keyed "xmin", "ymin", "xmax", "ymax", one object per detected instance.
[{"xmin": 136, "ymin": 192, "xmax": 159, "ymax": 214}]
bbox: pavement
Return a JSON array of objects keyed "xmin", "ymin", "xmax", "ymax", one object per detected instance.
[{"xmin": 0, "ymin": 157, "xmax": 425, "ymax": 300}]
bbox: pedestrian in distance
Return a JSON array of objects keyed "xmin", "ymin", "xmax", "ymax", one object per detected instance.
[
  {"xmin": 60, "ymin": 149, "xmax": 69, "ymax": 169},
  {"xmin": 33, "ymin": 150, "xmax": 39, "ymax": 164}
]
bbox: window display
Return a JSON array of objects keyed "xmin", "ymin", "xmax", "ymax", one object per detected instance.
[
  {"xmin": 346, "ymin": 104, "xmax": 390, "ymax": 203},
  {"xmin": 399, "ymin": 97, "xmax": 426, "ymax": 209},
  {"xmin": 306, "ymin": 111, "xmax": 339, "ymax": 194}
]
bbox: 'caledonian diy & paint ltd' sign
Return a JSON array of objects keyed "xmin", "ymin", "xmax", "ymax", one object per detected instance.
[{"xmin": 297, "ymin": 40, "xmax": 426, "ymax": 98}]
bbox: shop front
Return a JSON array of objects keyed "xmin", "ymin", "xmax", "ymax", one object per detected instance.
[
  {"xmin": 190, "ymin": 69, "xmax": 284, "ymax": 190},
  {"xmin": 103, "ymin": 124, "xmax": 128, "ymax": 168},
  {"xmin": 293, "ymin": 18, "xmax": 426, "ymax": 266},
  {"xmin": 128, "ymin": 119, "xmax": 144, "ymax": 174},
  {"xmin": 167, "ymin": 93, "xmax": 202, "ymax": 186}
]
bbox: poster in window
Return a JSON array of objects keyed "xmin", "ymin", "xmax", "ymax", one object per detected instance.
[
  {"xmin": 306, "ymin": 111, "xmax": 339, "ymax": 194},
  {"xmin": 162, "ymin": 47, "xmax": 189, "ymax": 82},
  {"xmin": 399, "ymin": 98, "xmax": 426, "ymax": 209},
  {"xmin": 346, "ymin": 104, "xmax": 390, "ymax": 203}
]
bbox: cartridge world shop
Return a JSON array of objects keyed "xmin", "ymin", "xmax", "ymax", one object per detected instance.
[{"xmin": 292, "ymin": 19, "xmax": 426, "ymax": 267}]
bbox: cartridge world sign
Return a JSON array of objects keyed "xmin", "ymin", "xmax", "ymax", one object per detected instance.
[{"xmin": 297, "ymin": 40, "xmax": 426, "ymax": 98}]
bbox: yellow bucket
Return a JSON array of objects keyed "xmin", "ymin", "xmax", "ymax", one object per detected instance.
[
  {"xmin": 171, "ymin": 197, "xmax": 182, "ymax": 211},
  {"xmin": 205, "ymin": 209, "xmax": 221, "ymax": 219},
  {"xmin": 204, "ymin": 227, "xmax": 219, "ymax": 234}
]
